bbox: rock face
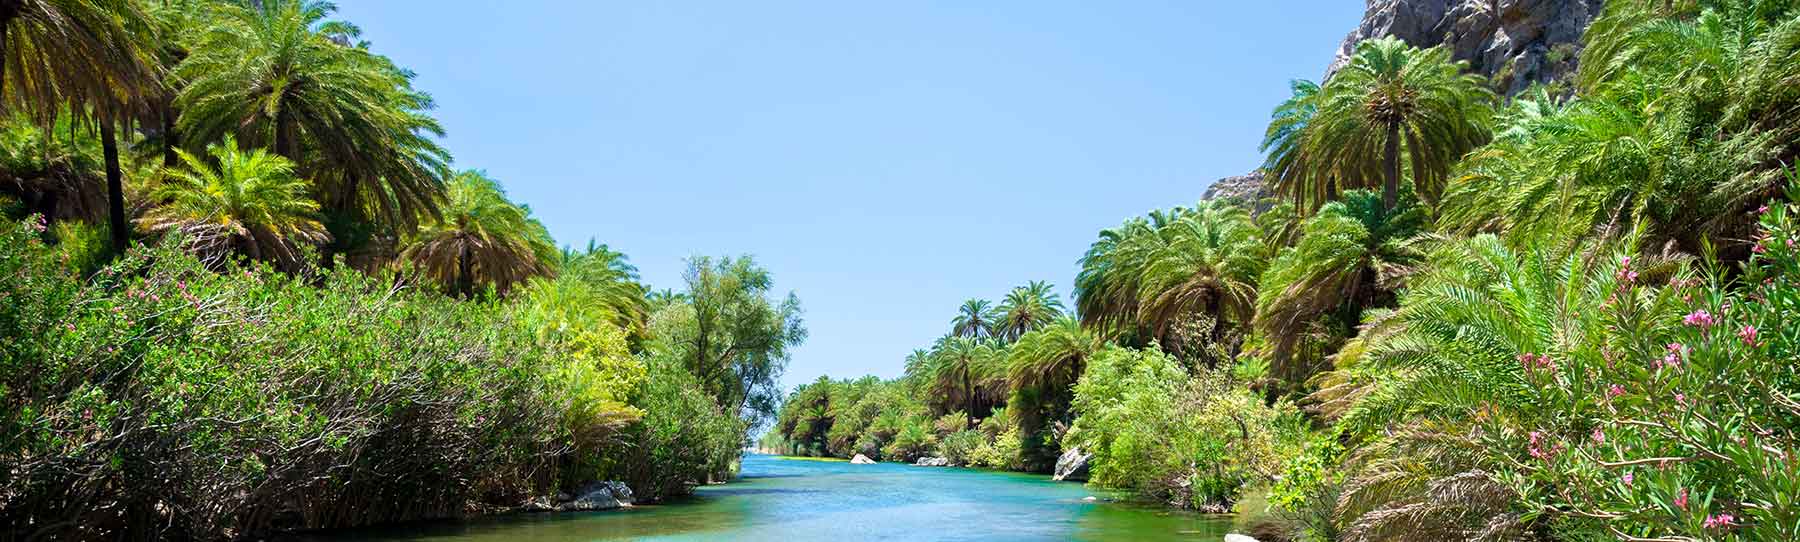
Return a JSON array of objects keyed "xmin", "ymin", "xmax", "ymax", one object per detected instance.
[
  {"xmin": 850, "ymin": 454, "xmax": 877, "ymax": 464},
  {"xmin": 913, "ymin": 456, "xmax": 950, "ymax": 467},
  {"xmin": 553, "ymin": 481, "xmax": 635, "ymax": 512},
  {"xmin": 1327, "ymin": 0, "xmax": 1604, "ymax": 96},
  {"xmin": 1201, "ymin": 171, "xmax": 1273, "ymax": 213},
  {"xmin": 1052, "ymin": 448, "xmax": 1092, "ymax": 482}
]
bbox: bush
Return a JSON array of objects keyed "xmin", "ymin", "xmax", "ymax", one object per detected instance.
[
  {"xmin": 1068, "ymin": 346, "xmax": 1305, "ymax": 511},
  {"xmin": 939, "ymin": 429, "xmax": 986, "ymax": 466},
  {"xmin": 0, "ymin": 223, "xmax": 648, "ymax": 539}
]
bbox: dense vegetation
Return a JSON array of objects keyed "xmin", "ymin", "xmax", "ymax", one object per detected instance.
[
  {"xmin": 0, "ymin": 1, "xmax": 803, "ymax": 540},
  {"xmin": 770, "ymin": 1, "xmax": 1800, "ymax": 540}
]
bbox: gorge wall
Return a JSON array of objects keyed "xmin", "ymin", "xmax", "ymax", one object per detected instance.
[{"xmin": 1206, "ymin": 0, "xmax": 1604, "ymax": 206}]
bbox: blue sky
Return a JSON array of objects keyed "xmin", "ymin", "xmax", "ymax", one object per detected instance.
[{"xmin": 337, "ymin": 2, "xmax": 1366, "ymax": 392}]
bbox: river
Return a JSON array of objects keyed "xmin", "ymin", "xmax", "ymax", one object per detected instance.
[{"xmin": 323, "ymin": 454, "xmax": 1237, "ymax": 541}]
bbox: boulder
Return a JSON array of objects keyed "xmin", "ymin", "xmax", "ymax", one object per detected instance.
[
  {"xmin": 556, "ymin": 481, "xmax": 635, "ymax": 512},
  {"xmin": 913, "ymin": 456, "xmax": 950, "ymax": 467},
  {"xmin": 1053, "ymin": 447, "xmax": 1092, "ymax": 482},
  {"xmin": 850, "ymin": 454, "xmax": 877, "ymax": 464},
  {"xmin": 1223, "ymin": 535, "xmax": 1261, "ymax": 542}
]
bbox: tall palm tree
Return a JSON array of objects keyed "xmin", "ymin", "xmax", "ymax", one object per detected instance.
[
  {"xmin": 1254, "ymin": 190, "xmax": 1427, "ymax": 384},
  {"xmin": 174, "ymin": 0, "xmax": 450, "ymax": 238},
  {"xmin": 400, "ymin": 170, "xmax": 556, "ymax": 298},
  {"xmin": 950, "ymin": 298, "xmax": 999, "ymax": 340},
  {"xmin": 1260, "ymin": 79, "xmax": 1331, "ymax": 212},
  {"xmin": 995, "ymin": 281, "xmax": 1065, "ymax": 342},
  {"xmin": 0, "ymin": 0, "xmax": 159, "ymax": 251},
  {"xmin": 1136, "ymin": 199, "xmax": 1266, "ymax": 361},
  {"xmin": 137, "ymin": 135, "xmax": 328, "ymax": 267},
  {"xmin": 1006, "ymin": 316, "xmax": 1102, "ymax": 468},
  {"xmin": 1301, "ymin": 37, "xmax": 1493, "ymax": 210}
]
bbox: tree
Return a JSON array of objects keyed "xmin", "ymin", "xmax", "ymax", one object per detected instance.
[
  {"xmin": 995, "ymin": 281, "xmax": 1065, "ymax": 342},
  {"xmin": 659, "ymin": 255, "xmax": 806, "ymax": 430},
  {"xmin": 560, "ymin": 240, "xmax": 651, "ymax": 342},
  {"xmin": 1260, "ymin": 79, "xmax": 1330, "ymax": 212},
  {"xmin": 1005, "ymin": 316, "xmax": 1102, "ymax": 470},
  {"xmin": 174, "ymin": 0, "xmax": 450, "ymax": 241},
  {"xmin": 950, "ymin": 298, "xmax": 999, "ymax": 339},
  {"xmin": 1076, "ymin": 200, "xmax": 1263, "ymax": 361},
  {"xmin": 1299, "ymin": 37, "xmax": 1493, "ymax": 211},
  {"xmin": 925, "ymin": 336, "xmax": 1005, "ymax": 425},
  {"xmin": 1254, "ymin": 190, "xmax": 1426, "ymax": 384},
  {"xmin": 0, "ymin": 0, "xmax": 158, "ymax": 251},
  {"xmin": 1137, "ymin": 199, "xmax": 1266, "ymax": 362},
  {"xmin": 399, "ymin": 170, "xmax": 555, "ymax": 298},
  {"xmin": 138, "ymin": 135, "xmax": 328, "ymax": 268}
]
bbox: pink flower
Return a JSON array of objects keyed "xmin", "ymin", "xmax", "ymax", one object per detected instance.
[
  {"xmin": 1757, "ymin": 205, "xmax": 1770, "ymax": 215},
  {"xmin": 1684, "ymin": 310, "xmax": 1717, "ymax": 328},
  {"xmin": 1740, "ymin": 325, "xmax": 1759, "ymax": 346},
  {"xmin": 1621, "ymin": 256, "xmax": 1632, "ymax": 266},
  {"xmin": 1608, "ymin": 383, "xmax": 1627, "ymax": 399},
  {"xmin": 1754, "ymin": 243, "xmax": 1768, "ymax": 254},
  {"xmin": 1591, "ymin": 427, "xmax": 1605, "ymax": 444},
  {"xmin": 1675, "ymin": 487, "xmax": 1690, "ymax": 510},
  {"xmin": 1704, "ymin": 513, "xmax": 1735, "ymax": 529},
  {"xmin": 1622, "ymin": 472, "xmax": 1634, "ymax": 486},
  {"xmin": 1675, "ymin": 392, "xmax": 1688, "ymax": 405}
]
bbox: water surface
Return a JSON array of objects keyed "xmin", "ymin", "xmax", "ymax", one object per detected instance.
[{"xmin": 328, "ymin": 454, "xmax": 1234, "ymax": 541}]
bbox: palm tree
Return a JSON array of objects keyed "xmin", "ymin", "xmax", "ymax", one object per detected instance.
[
  {"xmin": 950, "ymin": 298, "xmax": 999, "ymax": 339},
  {"xmin": 0, "ymin": 0, "xmax": 159, "ymax": 251},
  {"xmin": 1075, "ymin": 208, "xmax": 1187, "ymax": 342},
  {"xmin": 137, "ymin": 135, "xmax": 328, "ymax": 267},
  {"xmin": 1005, "ymin": 316, "xmax": 1102, "ymax": 469},
  {"xmin": 400, "ymin": 170, "xmax": 556, "ymax": 298},
  {"xmin": 925, "ymin": 336, "xmax": 1005, "ymax": 425},
  {"xmin": 174, "ymin": 0, "xmax": 450, "ymax": 239},
  {"xmin": 1136, "ymin": 199, "xmax": 1265, "ymax": 362},
  {"xmin": 561, "ymin": 240, "xmax": 651, "ymax": 340},
  {"xmin": 1301, "ymin": 37, "xmax": 1493, "ymax": 210},
  {"xmin": 1260, "ymin": 79, "xmax": 1331, "ymax": 212},
  {"xmin": 995, "ymin": 281, "xmax": 1065, "ymax": 342},
  {"xmin": 1254, "ymin": 189, "xmax": 1426, "ymax": 384},
  {"xmin": 1318, "ymin": 235, "xmax": 1681, "ymax": 540}
]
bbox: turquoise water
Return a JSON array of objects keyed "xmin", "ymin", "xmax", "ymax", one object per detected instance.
[{"xmin": 326, "ymin": 454, "xmax": 1235, "ymax": 541}]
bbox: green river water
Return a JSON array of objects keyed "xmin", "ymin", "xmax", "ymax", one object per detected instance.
[{"xmin": 323, "ymin": 454, "xmax": 1236, "ymax": 541}]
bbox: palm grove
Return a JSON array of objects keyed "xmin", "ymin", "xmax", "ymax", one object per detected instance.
[
  {"xmin": 768, "ymin": 1, "xmax": 1800, "ymax": 541},
  {"xmin": 0, "ymin": 1, "xmax": 805, "ymax": 540}
]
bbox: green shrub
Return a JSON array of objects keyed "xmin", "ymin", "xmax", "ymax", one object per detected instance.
[{"xmin": 938, "ymin": 429, "xmax": 986, "ymax": 466}]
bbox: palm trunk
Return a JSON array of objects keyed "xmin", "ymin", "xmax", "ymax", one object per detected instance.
[
  {"xmin": 964, "ymin": 370, "xmax": 975, "ymax": 429},
  {"xmin": 1382, "ymin": 119, "xmax": 1401, "ymax": 210},
  {"xmin": 161, "ymin": 103, "xmax": 179, "ymax": 168},
  {"xmin": 457, "ymin": 242, "xmax": 473, "ymax": 298},
  {"xmin": 101, "ymin": 117, "xmax": 128, "ymax": 253}
]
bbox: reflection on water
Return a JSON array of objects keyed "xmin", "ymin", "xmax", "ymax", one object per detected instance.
[{"xmin": 317, "ymin": 454, "xmax": 1234, "ymax": 541}]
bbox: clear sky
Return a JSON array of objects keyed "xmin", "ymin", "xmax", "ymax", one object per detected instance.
[{"xmin": 336, "ymin": 2, "xmax": 1367, "ymax": 392}]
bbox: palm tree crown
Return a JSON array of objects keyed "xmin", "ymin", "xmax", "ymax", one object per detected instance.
[
  {"xmin": 1287, "ymin": 37, "xmax": 1493, "ymax": 211},
  {"xmin": 995, "ymin": 281, "xmax": 1066, "ymax": 342},
  {"xmin": 400, "ymin": 170, "xmax": 556, "ymax": 298},
  {"xmin": 950, "ymin": 298, "xmax": 999, "ymax": 339},
  {"xmin": 138, "ymin": 135, "xmax": 328, "ymax": 268}
]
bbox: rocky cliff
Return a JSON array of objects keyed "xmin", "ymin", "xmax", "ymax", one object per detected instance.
[
  {"xmin": 1200, "ymin": 171, "xmax": 1273, "ymax": 212},
  {"xmin": 1328, "ymin": 0, "xmax": 1603, "ymax": 95}
]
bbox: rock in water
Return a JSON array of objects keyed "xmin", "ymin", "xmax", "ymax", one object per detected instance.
[
  {"xmin": 556, "ymin": 481, "xmax": 635, "ymax": 512},
  {"xmin": 1326, "ymin": 0, "xmax": 1603, "ymax": 96},
  {"xmin": 913, "ymin": 456, "xmax": 950, "ymax": 467},
  {"xmin": 1223, "ymin": 534, "xmax": 1261, "ymax": 542},
  {"xmin": 1053, "ymin": 447, "xmax": 1092, "ymax": 482},
  {"xmin": 850, "ymin": 454, "xmax": 877, "ymax": 464}
]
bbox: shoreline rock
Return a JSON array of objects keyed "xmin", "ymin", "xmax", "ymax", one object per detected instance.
[
  {"xmin": 1053, "ymin": 447, "xmax": 1092, "ymax": 482},
  {"xmin": 850, "ymin": 454, "xmax": 877, "ymax": 464},
  {"xmin": 529, "ymin": 481, "xmax": 635, "ymax": 513},
  {"xmin": 913, "ymin": 456, "xmax": 951, "ymax": 467}
]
